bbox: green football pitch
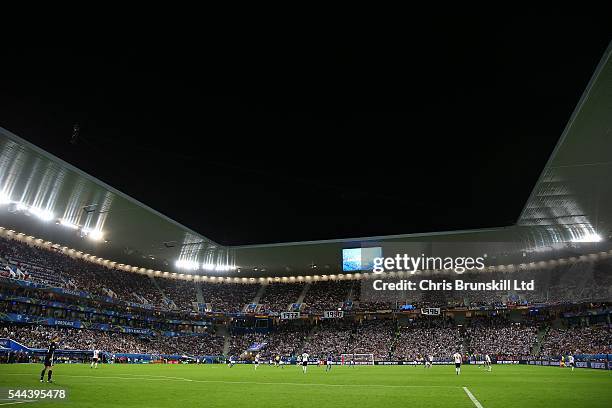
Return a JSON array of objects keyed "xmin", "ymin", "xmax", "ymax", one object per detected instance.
[{"xmin": 0, "ymin": 363, "xmax": 610, "ymax": 408}]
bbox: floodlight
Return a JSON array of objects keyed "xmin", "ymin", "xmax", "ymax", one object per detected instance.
[
  {"xmin": 59, "ymin": 219, "xmax": 79, "ymax": 230},
  {"xmin": 30, "ymin": 207, "xmax": 54, "ymax": 222}
]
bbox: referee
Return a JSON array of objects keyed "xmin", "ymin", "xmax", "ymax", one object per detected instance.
[{"xmin": 40, "ymin": 337, "xmax": 59, "ymax": 383}]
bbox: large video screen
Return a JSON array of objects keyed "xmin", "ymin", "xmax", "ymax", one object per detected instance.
[{"xmin": 342, "ymin": 247, "xmax": 382, "ymax": 272}]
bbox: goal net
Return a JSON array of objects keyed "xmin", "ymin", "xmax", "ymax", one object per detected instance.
[{"xmin": 340, "ymin": 353, "xmax": 374, "ymax": 365}]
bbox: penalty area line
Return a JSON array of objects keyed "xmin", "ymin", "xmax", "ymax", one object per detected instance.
[{"xmin": 462, "ymin": 387, "xmax": 484, "ymax": 408}]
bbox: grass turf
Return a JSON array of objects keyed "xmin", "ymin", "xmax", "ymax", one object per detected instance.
[{"xmin": 0, "ymin": 363, "xmax": 610, "ymax": 407}]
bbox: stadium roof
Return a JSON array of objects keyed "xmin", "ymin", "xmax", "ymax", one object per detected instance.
[
  {"xmin": 1, "ymin": 41, "xmax": 612, "ymax": 277},
  {"xmin": 516, "ymin": 40, "xmax": 612, "ymax": 242},
  {"xmin": 0, "ymin": 129, "xmax": 230, "ymax": 273}
]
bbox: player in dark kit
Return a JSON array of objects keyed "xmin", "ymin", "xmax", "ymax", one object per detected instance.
[{"xmin": 40, "ymin": 337, "xmax": 59, "ymax": 383}]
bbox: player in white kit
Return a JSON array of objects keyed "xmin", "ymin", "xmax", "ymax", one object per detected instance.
[
  {"xmin": 453, "ymin": 352, "xmax": 462, "ymax": 375},
  {"xmin": 568, "ymin": 354, "xmax": 575, "ymax": 371},
  {"xmin": 301, "ymin": 352, "xmax": 309, "ymax": 373},
  {"xmin": 484, "ymin": 354, "xmax": 492, "ymax": 372},
  {"xmin": 91, "ymin": 349, "xmax": 100, "ymax": 369},
  {"xmin": 425, "ymin": 354, "xmax": 433, "ymax": 368}
]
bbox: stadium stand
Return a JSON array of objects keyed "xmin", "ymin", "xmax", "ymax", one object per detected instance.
[
  {"xmin": 259, "ymin": 282, "xmax": 305, "ymax": 313},
  {"xmin": 351, "ymin": 319, "xmax": 395, "ymax": 360},
  {"xmin": 1, "ymin": 234, "xmax": 611, "ymax": 361},
  {"xmin": 302, "ymin": 320, "xmax": 354, "ymax": 359},
  {"xmin": 302, "ymin": 280, "xmax": 352, "ymax": 313},
  {"xmin": 464, "ymin": 317, "xmax": 538, "ymax": 360},
  {"xmin": 1, "ymin": 324, "xmax": 224, "ymax": 356},
  {"xmin": 0, "ymin": 236, "xmax": 164, "ymax": 306},
  {"xmin": 200, "ymin": 282, "xmax": 258, "ymax": 313},
  {"xmin": 540, "ymin": 326, "xmax": 612, "ymax": 356},
  {"xmin": 155, "ymin": 277, "xmax": 198, "ymax": 311},
  {"xmin": 393, "ymin": 318, "xmax": 463, "ymax": 361}
]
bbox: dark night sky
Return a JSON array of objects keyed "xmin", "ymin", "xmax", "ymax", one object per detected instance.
[{"xmin": 1, "ymin": 17, "xmax": 610, "ymax": 245}]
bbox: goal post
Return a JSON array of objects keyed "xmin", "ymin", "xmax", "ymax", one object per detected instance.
[{"xmin": 340, "ymin": 353, "xmax": 374, "ymax": 365}]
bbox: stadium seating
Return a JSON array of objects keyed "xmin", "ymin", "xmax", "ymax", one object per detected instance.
[
  {"xmin": 259, "ymin": 283, "xmax": 305, "ymax": 313},
  {"xmin": 464, "ymin": 317, "xmax": 538, "ymax": 360},
  {"xmin": 540, "ymin": 326, "xmax": 612, "ymax": 356},
  {"xmin": 302, "ymin": 280, "xmax": 353, "ymax": 313},
  {"xmin": 1, "ymin": 235, "xmax": 611, "ymax": 361},
  {"xmin": 393, "ymin": 318, "xmax": 462, "ymax": 361},
  {"xmin": 200, "ymin": 282, "xmax": 258, "ymax": 313},
  {"xmin": 1, "ymin": 324, "xmax": 224, "ymax": 356}
]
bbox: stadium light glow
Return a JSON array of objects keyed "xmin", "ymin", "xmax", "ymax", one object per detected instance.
[
  {"xmin": 571, "ymin": 233, "xmax": 602, "ymax": 243},
  {"xmin": 58, "ymin": 219, "xmax": 79, "ymax": 230},
  {"xmin": 198, "ymin": 263, "xmax": 236, "ymax": 272},
  {"xmin": 175, "ymin": 260, "xmax": 200, "ymax": 270},
  {"xmin": 83, "ymin": 228, "xmax": 104, "ymax": 241},
  {"xmin": 0, "ymin": 192, "xmax": 11, "ymax": 204},
  {"xmin": 29, "ymin": 207, "xmax": 54, "ymax": 222}
]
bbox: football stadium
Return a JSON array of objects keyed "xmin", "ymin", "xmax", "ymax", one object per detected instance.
[{"xmin": 1, "ymin": 30, "xmax": 612, "ymax": 407}]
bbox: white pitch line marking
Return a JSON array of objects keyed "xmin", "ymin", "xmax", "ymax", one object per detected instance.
[
  {"xmin": 462, "ymin": 387, "xmax": 484, "ymax": 408},
  {"xmin": 187, "ymin": 379, "xmax": 451, "ymax": 388},
  {"xmin": 1, "ymin": 373, "xmax": 456, "ymax": 389}
]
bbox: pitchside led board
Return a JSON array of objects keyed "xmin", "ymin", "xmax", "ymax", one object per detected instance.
[{"xmin": 342, "ymin": 247, "xmax": 382, "ymax": 272}]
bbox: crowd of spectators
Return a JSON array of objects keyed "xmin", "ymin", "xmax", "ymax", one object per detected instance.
[
  {"xmin": 200, "ymin": 283, "xmax": 258, "ymax": 313},
  {"xmin": 3, "ymin": 235, "xmax": 612, "ymax": 315},
  {"xmin": 153, "ymin": 334, "xmax": 224, "ymax": 356},
  {"xmin": 228, "ymin": 320, "xmax": 397, "ymax": 361},
  {"xmin": 0, "ymin": 238, "xmax": 69, "ymax": 287},
  {"xmin": 156, "ymin": 277, "xmax": 198, "ymax": 311},
  {"xmin": 464, "ymin": 317, "xmax": 538, "ymax": 360},
  {"xmin": 263, "ymin": 324, "xmax": 309, "ymax": 358},
  {"xmin": 1, "ymin": 324, "xmax": 224, "ymax": 356},
  {"xmin": 1, "ymin": 236, "xmax": 257, "ymax": 312},
  {"xmin": 351, "ymin": 319, "xmax": 395, "ymax": 360},
  {"xmin": 3, "ymin": 318, "xmax": 611, "ymax": 362},
  {"xmin": 540, "ymin": 325, "xmax": 612, "ymax": 356},
  {"xmin": 228, "ymin": 323, "xmax": 309, "ymax": 359},
  {"xmin": 227, "ymin": 332, "xmax": 257, "ymax": 356},
  {"xmin": 0, "ymin": 236, "xmax": 164, "ymax": 306},
  {"xmin": 302, "ymin": 281, "xmax": 352, "ymax": 313},
  {"xmin": 302, "ymin": 320, "xmax": 353, "ymax": 359},
  {"xmin": 393, "ymin": 318, "xmax": 462, "ymax": 361},
  {"xmin": 259, "ymin": 283, "xmax": 304, "ymax": 313},
  {"xmin": 351, "ymin": 283, "xmax": 393, "ymax": 311},
  {"xmin": 1, "ymin": 234, "xmax": 612, "ymax": 364}
]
